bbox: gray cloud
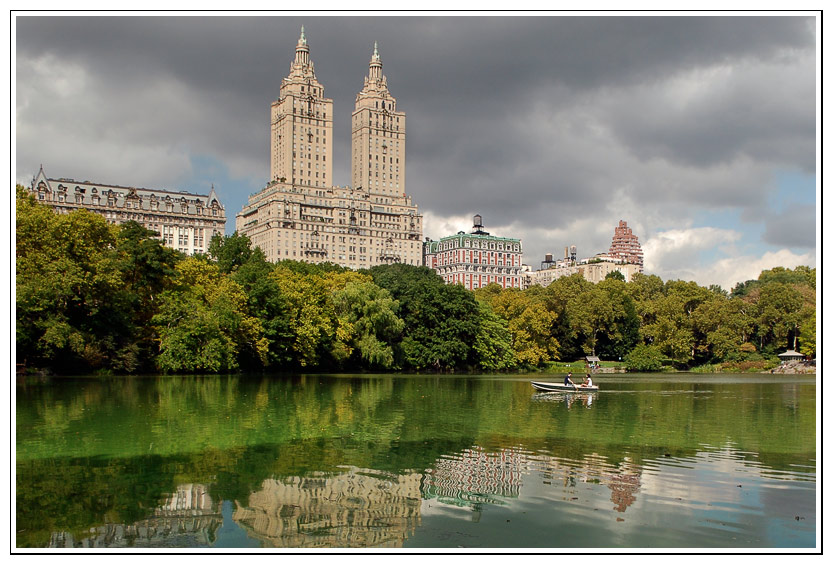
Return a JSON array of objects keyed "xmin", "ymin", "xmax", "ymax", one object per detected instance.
[
  {"xmin": 763, "ymin": 204, "xmax": 816, "ymax": 248},
  {"xmin": 15, "ymin": 14, "xmax": 817, "ymax": 286}
]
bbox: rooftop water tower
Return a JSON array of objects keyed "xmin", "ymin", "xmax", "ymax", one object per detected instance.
[{"xmin": 471, "ymin": 214, "xmax": 490, "ymax": 235}]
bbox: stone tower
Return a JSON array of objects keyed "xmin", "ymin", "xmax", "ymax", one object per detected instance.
[
  {"xmin": 270, "ymin": 26, "xmax": 334, "ymax": 187},
  {"xmin": 351, "ymin": 42, "xmax": 407, "ymax": 197}
]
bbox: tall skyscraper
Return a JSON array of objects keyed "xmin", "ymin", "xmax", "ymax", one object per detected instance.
[
  {"xmin": 238, "ymin": 28, "xmax": 423, "ymax": 270},
  {"xmin": 270, "ymin": 26, "xmax": 333, "ymax": 187},
  {"xmin": 351, "ymin": 42, "xmax": 407, "ymax": 196}
]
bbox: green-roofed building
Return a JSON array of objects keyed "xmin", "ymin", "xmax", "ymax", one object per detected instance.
[{"xmin": 423, "ymin": 215, "xmax": 523, "ymax": 290}]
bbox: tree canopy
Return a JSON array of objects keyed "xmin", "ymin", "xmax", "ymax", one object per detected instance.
[{"xmin": 16, "ymin": 188, "xmax": 817, "ymax": 374}]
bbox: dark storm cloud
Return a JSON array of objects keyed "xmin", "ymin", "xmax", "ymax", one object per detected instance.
[
  {"xmin": 763, "ymin": 204, "xmax": 816, "ymax": 248},
  {"xmin": 15, "ymin": 14, "xmax": 817, "ymax": 285}
]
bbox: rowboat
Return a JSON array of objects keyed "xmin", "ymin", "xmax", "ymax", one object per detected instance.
[{"xmin": 530, "ymin": 381, "xmax": 599, "ymax": 392}]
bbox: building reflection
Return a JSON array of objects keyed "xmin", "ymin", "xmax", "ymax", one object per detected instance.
[
  {"xmin": 423, "ymin": 446, "xmax": 525, "ymax": 507},
  {"xmin": 606, "ymin": 459, "xmax": 641, "ymax": 512},
  {"xmin": 537, "ymin": 452, "xmax": 643, "ymax": 512},
  {"xmin": 47, "ymin": 483, "xmax": 221, "ymax": 548},
  {"xmin": 43, "ymin": 451, "xmax": 643, "ymax": 548},
  {"xmin": 423, "ymin": 445, "xmax": 642, "ymax": 515},
  {"xmin": 232, "ymin": 468, "xmax": 423, "ymax": 548}
]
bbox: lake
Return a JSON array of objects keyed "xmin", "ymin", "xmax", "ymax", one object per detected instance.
[{"xmin": 15, "ymin": 373, "xmax": 816, "ymax": 549}]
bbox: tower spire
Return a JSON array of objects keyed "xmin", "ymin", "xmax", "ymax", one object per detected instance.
[
  {"xmin": 368, "ymin": 41, "xmax": 383, "ymax": 81},
  {"xmin": 294, "ymin": 25, "xmax": 310, "ymax": 67}
]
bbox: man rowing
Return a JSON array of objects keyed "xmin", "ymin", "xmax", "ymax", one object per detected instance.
[{"xmin": 564, "ymin": 372, "xmax": 576, "ymax": 388}]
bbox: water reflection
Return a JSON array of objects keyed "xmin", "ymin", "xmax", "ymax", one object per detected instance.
[
  {"xmin": 48, "ymin": 484, "xmax": 221, "ymax": 548},
  {"xmin": 234, "ymin": 469, "xmax": 422, "ymax": 548},
  {"xmin": 424, "ymin": 446, "xmax": 525, "ymax": 507},
  {"xmin": 531, "ymin": 391, "xmax": 596, "ymax": 409},
  {"xmin": 39, "ymin": 440, "xmax": 814, "ymax": 549},
  {"xmin": 18, "ymin": 374, "xmax": 815, "ymax": 548}
]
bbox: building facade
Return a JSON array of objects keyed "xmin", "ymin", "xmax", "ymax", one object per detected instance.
[
  {"xmin": 527, "ymin": 258, "xmax": 641, "ymax": 288},
  {"xmin": 238, "ymin": 28, "xmax": 423, "ymax": 269},
  {"xmin": 351, "ymin": 42, "xmax": 406, "ymax": 197},
  {"xmin": 608, "ymin": 220, "xmax": 644, "ymax": 271},
  {"xmin": 423, "ymin": 216, "xmax": 523, "ymax": 290},
  {"xmin": 270, "ymin": 26, "xmax": 333, "ymax": 187},
  {"xmin": 28, "ymin": 166, "xmax": 226, "ymax": 256}
]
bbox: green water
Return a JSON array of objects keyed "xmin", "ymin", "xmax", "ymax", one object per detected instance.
[{"xmin": 15, "ymin": 373, "xmax": 816, "ymax": 549}]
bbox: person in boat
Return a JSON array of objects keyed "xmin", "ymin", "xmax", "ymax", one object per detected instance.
[
  {"xmin": 564, "ymin": 372, "xmax": 575, "ymax": 387},
  {"xmin": 581, "ymin": 374, "xmax": 594, "ymax": 388}
]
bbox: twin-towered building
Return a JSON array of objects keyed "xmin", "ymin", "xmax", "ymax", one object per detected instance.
[
  {"xmin": 24, "ymin": 26, "xmax": 645, "ymax": 282},
  {"xmin": 237, "ymin": 28, "xmax": 423, "ymax": 269}
]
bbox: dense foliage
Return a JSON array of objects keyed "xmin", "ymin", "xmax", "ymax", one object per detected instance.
[{"xmin": 16, "ymin": 188, "xmax": 817, "ymax": 374}]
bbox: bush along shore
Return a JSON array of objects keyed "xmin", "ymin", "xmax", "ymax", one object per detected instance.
[{"xmin": 16, "ymin": 187, "xmax": 817, "ymax": 376}]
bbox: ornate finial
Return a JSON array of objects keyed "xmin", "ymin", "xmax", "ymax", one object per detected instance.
[
  {"xmin": 373, "ymin": 41, "xmax": 379, "ymax": 59},
  {"xmin": 299, "ymin": 25, "xmax": 307, "ymax": 46}
]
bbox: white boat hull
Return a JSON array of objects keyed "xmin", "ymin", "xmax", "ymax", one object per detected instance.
[{"xmin": 531, "ymin": 381, "xmax": 599, "ymax": 392}]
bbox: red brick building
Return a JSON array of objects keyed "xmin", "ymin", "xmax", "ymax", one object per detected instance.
[{"xmin": 607, "ymin": 220, "xmax": 643, "ymax": 271}]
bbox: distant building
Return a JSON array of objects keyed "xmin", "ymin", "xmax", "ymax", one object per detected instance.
[
  {"xmin": 527, "ymin": 256, "xmax": 641, "ymax": 287},
  {"xmin": 27, "ymin": 166, "xmax": 226, "ymax": 256},
  {"xmin": 238, "ymin": 27, "xmax": 423, "ymax": 270},
  {"xmin": 424, "ymin": 215, "xmax": 523, "ymax": 290},
  {"xmin": 526, "ymin": 220, "xmax": 644, "ymax": 288},
  {"xmin": 608, "ymin": 220, "xmax": 643, "ymax": 271}
]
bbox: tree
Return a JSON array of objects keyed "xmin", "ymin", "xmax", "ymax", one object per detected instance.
[
  {"xmin": 472, "ymin": 300, "xmax": 516, "ymax": 370},
  {"xmin": 208, "ymin": 232, "xmax": 293, "ymax": 368},
  {"xmin": 208, "ymin": 232, "xmax": 264, "ymax": 274},
  {"xmin": 331, "ymin": 280, "xmax": 404, "ymax": 369},
  {"xmin": 115, "ymin": 221, "xmax": 181, "ymax": 366},
  {"xmin": 542, "ymin": 274, "xmax": 593, "ymax": 360},
  {"xmin": 476, "ymin": 285, "xmax": 559, "ymax": 367},
  {"xmin": 370, "ymin": 264, "xmax": 481, "ymax": 370},
  {"xmin": 153, "ymin": 258, "xmax": 268, "ymax": 372},
  {"xmin": 605, "ymin": 270, "xmax": 626, "ymax": 282},
  {"xmin": 690, "ymin": 296, "xmax": 754, "ymax": 362},
  {"xmin": 595, "ymin": 279, "xmax": 640, "ymax": 360},
  {"xmin": 566, "ymin": 285, "xmax": 614, "ymax": 357},
  {"xmin": 16, "ymin": 189, "xmax": 137, "ymax": 372},
  {"xmin": 624, "ymin": 344, "xmax": 664, "ymax": 372},
  {"xmin": 753, "ymin": 282, "xmax": 804, "ymax": 351}
]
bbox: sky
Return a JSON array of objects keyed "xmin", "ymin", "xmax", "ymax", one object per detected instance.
[{"xmin": 14, "ymin": 13, "xmax": 818, "ymax": 291}]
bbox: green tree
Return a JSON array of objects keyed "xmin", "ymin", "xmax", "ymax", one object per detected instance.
[
  {"xmin": 542, "ymin": 274, "xmax": 593, "ymax": 360},
  {"xmin": 208, "ymin": 232, "xmax": 293, "ymax": 368},
  {"xmin": 753, "ymin": 282, "xmax": 804, "ymax": 351},
  {"xmin": 331, "ymin": 280, "xmax": 404, "ymax": 369},
  {"xmin": 476, "ymin": 285, "xmax": 559, "ymax": 367},
  {"xmin": 472, "ymin": 300, "xmax": 517, "ymax": 370},
  {"xmin": 624, "ymin": 344, "xmax": 665, "ymax": 372},
  {"xmin": 370, "ymin": 264, "xmax": 481, "ymax": 370},
  {"xmin": 16, "ymin": 189, "xmax": 136, "ymax": 372},
  {"xmin": 595, "ymin": 279, "xmax": 640, "ymax": 360},
  {"xmin": 153, "ymin": 258, "xmax": 268, "ymax": 372},
  {"xmin": 208, "ymin": 232, "xmax": 263, "ymax": 274},
  {"xmin": 115, "ymin": 221, "xmax": 181, "ymax": 366},
  {"xmin": 566, "ymin": 285, "xmax": 614, "ymax": 357}
]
